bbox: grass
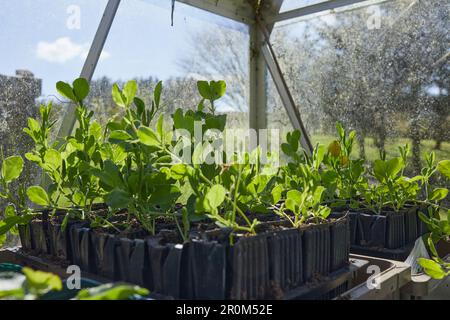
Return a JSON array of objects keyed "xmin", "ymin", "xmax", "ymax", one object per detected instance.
[{"xmin": 311, "ymin": 135, "xmax": 450, "ymax": 164}]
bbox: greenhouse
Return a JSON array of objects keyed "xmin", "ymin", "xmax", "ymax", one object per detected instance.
[{"xmin": 0, "ymin": 0, "xmax": 449, "ymax": 304}]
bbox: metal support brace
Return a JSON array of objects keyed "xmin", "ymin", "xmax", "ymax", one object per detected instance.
[
  {"xmin": 248, "ymin": 0, "xmax": 283, "ymax": 141},
  {"xmin": 249, "ymin": 25, "xmax": 267, "ymax": 133},
  {"xmin": 266, "ymin": 0, "xmax": 377, "ymax": 23},
  {"xmin": 57, "ymin": 0, "xmax": 121, "ymax": 139},
  {"xmin": 257, "ymin": 19, "xmax": 313, "ymax": 154}
]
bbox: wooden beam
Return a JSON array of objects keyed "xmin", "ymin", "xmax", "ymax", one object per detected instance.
[
  {"xmin": 176, "ymin": 0, "xmax": 255, "ymax": 24},
  {"xmin": 266, "ymin": 0, "xmax": 381, "ymax": 23},
  {"xmin": 258, "ymin": 20, "xmax": 313, "ymax": 154},
  {"xmin": 57, "ymin": 0, "xmax": 121, "ymax": 138}
]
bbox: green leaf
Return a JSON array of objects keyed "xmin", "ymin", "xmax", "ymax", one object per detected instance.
[
  {"xmin": 335, "ymin": 122, "xmax": 345, "ymax": 140},
  {"xmin": 112, "ymin": 84, "xmax": 126, "ymax": 108},
  {"xmin": 75, "ymin": 284, "xmax": 149, "ymax": 300},
  {"xmin": 197, "ymin": 81, "xmax": 212, "ymax": 100},
  {"xmin": 4, "ymin": 205, "xmax": 18, "ymax": 234},
  {"xmin": 27, "ymin": 118, "xmax": 40, "ymax": 133},
  {"xmin": 286, "ymin": 189, "xmax": 302, "ymax": 205},
  {"xmin": 374, "ymin": 157, "xmax": 403, "ymax": 181},
  {"xmin": 134, "ymin": 97, "xmax": 145, "ymax": 115},
  {"xmin": 109, "ymin": 130, "xmax": 133, "ymax": 141},
  {"xmin": 1, "ymin": 156, "xmax": 24, "ymax": 183},
  {"xmin": 192, "ymin": 143, "xmax": 205, "ymax": 166},
  {"xmin": 205, "ymin": 184, "xmax": 226, "ymax": 211},
  {"xmin": 171, "ymin": 164, "xmax": 188, "ymax": 180},
  {"xmin": 0, "ymin": 215, "xmax": 33, "ymax": 236},
  {"xmin": 92, "ymin": 160, "xmax": 123, "ymax": 189},
  {"xmin": 149, "ymin": 185, "xmax": 180, "ymax": 207},
  {"xmin": 209, "ymin": 80, "xmax": 226, "ymax": 100},
  {"xmin": 429, "ymin": 188, "xmax": 448, "ymax": 201},
  {"xmin": 156, "ymin": 114, "xmax": 164, "ymax": 139},
  {"xmin": 289, "ymin": 130, "xmax": 301, "ymax": 152},
  {"xmin": 56, "ymin": 81, "xmax": 77, "ymax": 102},
  {"xmin": 123, "ymin": 80, "xmax": 137, "ymax": 106},
  {"xmin": 418, "ymin": 258, "xmax": 447, "ymax": 279},
  {"xmin": 314, "ymin": 144, "xmax": 325, "ymax": 169},
  {"xmin": 285, "ymin": 198, "xmax": 298, "ymax": 213},
  {"xmin": 4, "ymin": 204, "xmax": 16, "ymax": 218},
  {"xmin": 437, "ymin": 160, "xmax": 450, "ymax": 179},
  {"xmin": 386, "ymin": 157, "xmax": 403, "ymax": 178},
  {"xmin": 27, "ymin": 186, "xmax": 50, "ymax": 206},
  {"xmin": 43, "ymin": 149, "xmax": 62, "ymax": 170},
  {"xmin": 373, "ymin": 159, "xmax": 386, "ymax": 181},
  {"xmin": 106, "ymin": 188, "xmax": 131, "ymax": 209},
  {"xmin": 22, "ymin": 267, "xmax": 62, "ymax": 296},
  {"xmin": 271, "ymin": 184, "xmax": 283, "ymax": 204},
  {"xmin": 137, "ymin": 126, "xmax": 160, "ymax": 147},
  {"xmin": 72, "ymin": 78, "xmax": 89, "ymax": 101},
  {"xmin": 205, "ymin": 114, "xmax": 226, "ymax": 131},
  {"xmin": 154, "ymin": 81, "xmax": 162, "ymax": 108},
  {"xmin": 320, "ymin": 206, "xmax": 331, "ymax": 219},
  {"xmin": 313, "ymin": 186, "xmax": 326, "ymax": 204}
]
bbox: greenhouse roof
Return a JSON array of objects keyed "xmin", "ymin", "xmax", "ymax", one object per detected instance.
[{"xmin": 60, "ymin": 0, "xmax": 392, "ymax": 154}]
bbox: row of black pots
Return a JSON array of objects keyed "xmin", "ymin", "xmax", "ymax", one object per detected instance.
[
  {"xmin": 18, "ymin": 215, "xmax": 350, "ymax": 299},
  {"xmin": 330, "ymin": 204, "xmax": 429, "ymax": 250}
]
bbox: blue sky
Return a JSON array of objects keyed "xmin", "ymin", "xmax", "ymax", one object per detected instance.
[{"xmin": 0, "ymin": 0, "xmax": 247, "ymax": 98}]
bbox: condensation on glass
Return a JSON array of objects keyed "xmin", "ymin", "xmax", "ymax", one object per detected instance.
[{"xmin": 268, "ymin": 0, "xmax": 449, "ymax": 172}]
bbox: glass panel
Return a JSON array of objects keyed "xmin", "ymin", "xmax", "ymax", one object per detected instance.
[
  {"xmin": 0, "ymin": 0, "xmax": 107, "ymax": 101},
  {"xmin": 0, "ymin": 0, "xmax": 106, "ymax": 247},
  {"xmin": 270, "ymin": 0, "xmax": 449, "ymax": 173},
  {"xmin": 267, "ymin": 71, "xmax": 294, "ymax": 134},
  {"xmin": 280, "ymin": 0, "xmax": 330, "ymax": 13},
  {"xmin": 90, "ymin": 0, "xmax": 249, "ymax": 129}
]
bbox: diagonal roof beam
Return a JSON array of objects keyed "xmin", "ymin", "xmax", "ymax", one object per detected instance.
[
  {"xmin": 57, "ymin": 0, "xmax": 121, "ymax": 139},
  {"xmin": 266, "ymin": 0, "xmax": 388, "ymax": 23},
  {"xmin": 257, "ymin": 18, "xmax": 313, "ymax": 154},
  {"xmin": 175, "ymin": 0, "xmax": 256, "ymax": 24}
]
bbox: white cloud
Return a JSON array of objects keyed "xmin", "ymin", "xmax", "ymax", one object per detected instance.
[{"xmin": 36, "ymin": 37, "xmax": 110, "ymax": 63}]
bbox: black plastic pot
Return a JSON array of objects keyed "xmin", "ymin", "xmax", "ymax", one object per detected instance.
[
  {"xmin": 385, "ymin": 211, "xmax": 406, "ymax": 249},
  {"xmin": 18, "ymin": 224, "xmax": 33, "ymax": 251},
  {"xmin": 69, "ymin": 224, "xmax": 92, "ymax": 272},
  {"xmin": 116, "ymin": 237, "xmax": 146, "ymax": 286},
  {"xmin": 357, "ymin": 213, "xmax": 387, "ymax": 248},
  {"xmin": 404, "ymin": 207, "xmax": 418, "ymax": 244},
  {"xmin": 90, "ymin": 231, "xmax": 118, "ymax": 279},
  {"xmin": 228, "ymin": 233, "xmax": 270, "ymax": 300},
  {"xmin": 29, "ymin": 220, "xmax": 49, "ymax": 255},
  {"xmin": 17, "ymin": 213, "xmax": 350, "ymax": 300},
  {"xmin": 145, "ymin": 237, "xmax": 186, "ymax": 299},
  {"xmin": 330, "ymin": 211, "xmax": 359, "ymax": 245},
  {"xmin": 330, "ymin": 217, "xmax": 350, "ymax": 272},
  {"xmin": 416, "ymin": 205, "xmax": 430, "ymax": 236},
  {"xmin": 187, "ymin": 239, "xmax": 227, "ymax": 299},
  {"xmin": 47, "ymin": 221, "xmax": 72, "ymax": 262},
  {"xmin": 267, "ymin": 228, "xmax": 303, "ymax": 296},
  {"xmin": 302, "ymin": 223, "xmax": 331, "ymax": 281}
]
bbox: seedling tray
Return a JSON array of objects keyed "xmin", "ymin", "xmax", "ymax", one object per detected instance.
[
  {"xmin": 350, "ymin": 241, "xmax": 416, "ymax": 261},
  {"xmin": 335, "ymin": 254, "xmax": 412, "ymax": 300},
  {"xmin": 281, "ymin": 257, "xmax": 368, "ymax": 300},
  {"xmin": 16, "ymin": 215, "xmax": 352, "ymax": 299},
  {"xmin": 0, "ymin": 247, "xmax": 169, "ymax": 300},
  {"xmin": 0, "ymin": 247, "xmax": 367, "ymax": 300},
  {"xmin": 331, "ymin": 205, "xmax": 429, "ymax": 261}
]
